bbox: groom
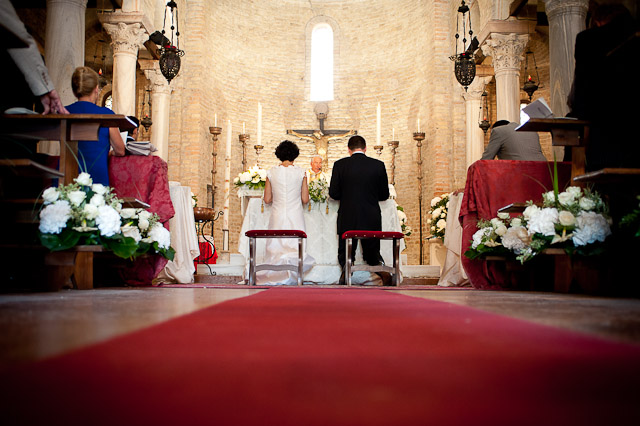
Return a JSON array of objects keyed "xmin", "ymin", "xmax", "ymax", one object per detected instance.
[{"xmin": 329, "ymin": 135, "xmax": 391, "ymax": 285}]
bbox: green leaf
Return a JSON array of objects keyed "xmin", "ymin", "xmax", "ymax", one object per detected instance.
[
  {"xmin": 102, "ymin": 235, "xmax": 139, "ymax": 259},
  {"xmin": 39, "ymin": 229, "xmax": 81, "ymax": 251}
]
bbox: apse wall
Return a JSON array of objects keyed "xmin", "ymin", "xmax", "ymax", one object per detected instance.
[{"xmin": 168, "ymin": 0, "xmax": 464, "ymax": 263}]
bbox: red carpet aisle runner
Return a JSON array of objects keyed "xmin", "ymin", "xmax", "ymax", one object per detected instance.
[{"xmin": 2, "ymin": 289, "xmax": 639, "ymax": 426}]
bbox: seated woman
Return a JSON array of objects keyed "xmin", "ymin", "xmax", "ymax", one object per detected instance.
[
  {"xmin": 65, "ymin": 66, "xmax": 125, "ymax": 185},
  {"xmin": 258, "ymin": 140, "xmax": 315, "ymax": 285}
]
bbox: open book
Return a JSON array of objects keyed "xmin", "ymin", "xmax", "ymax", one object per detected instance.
[
  {"xmin": 518, "ymin": 98, "xmax": 577, "ymax": 129},
  {"xmin": 126, "ymin": 140, "xmax": 157, "ymax": 156}
]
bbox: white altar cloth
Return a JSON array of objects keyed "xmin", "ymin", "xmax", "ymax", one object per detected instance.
[{"xmin": 238, "ymin": 198, "xmax": 405, "ymax": 284}]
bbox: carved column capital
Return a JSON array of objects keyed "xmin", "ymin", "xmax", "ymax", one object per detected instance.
[
  {"xmin": 143, "ymin": 66, "xmax": 172, "ymax": 95},
  {"xmin": 103, "ymin": 22, "xmax": 147, "ymax": 56},
  {"xmin": 543, "ymin": 0, "xmax": 589, "ymax": 21},
  {"xmin": 462, "ymin": 76, "xmax": 493, "ymax": 101},
  {"xmin": 481, "ymin": 33, "xmax": 529, "ymax": 73}
]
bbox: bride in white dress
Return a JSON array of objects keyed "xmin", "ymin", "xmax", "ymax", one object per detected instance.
[{"xmin": 257, "ymin": 141, "xmax": 315, "ymax": 285}]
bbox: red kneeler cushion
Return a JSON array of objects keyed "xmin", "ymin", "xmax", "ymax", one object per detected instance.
[{"xmin": 342, "ymin": 230, "xmax": 404, "ymax": 240}]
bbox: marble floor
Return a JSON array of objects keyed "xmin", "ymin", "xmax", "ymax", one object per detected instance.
[{"xmin": 1, "ymin": 285, "xmax": 640, "ymax": 370}]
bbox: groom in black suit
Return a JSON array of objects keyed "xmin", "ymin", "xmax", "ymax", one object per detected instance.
[{"xmin": 329, "ymin": 135, "xmax": 390, "ymax": 285}]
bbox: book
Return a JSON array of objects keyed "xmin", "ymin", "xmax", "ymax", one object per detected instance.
[
  {"xmin": 3, "ymin": 107, "xmax": 37, "ymax": 115},
  {"xmin": 522, "ymin": 98, "xmax": 553, "ymax": 120},
  {"xmin": 126, "ymin": 141, "xmax": 157, "ymax": 156}
]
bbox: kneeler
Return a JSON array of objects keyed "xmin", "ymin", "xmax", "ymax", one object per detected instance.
[
  {"xmin": 342, "ymin": 230, "xmax": 404, "ymax": 286},
  {"xmin": 245, "ymin": 229, "xmax": 307, "ymax": 286}
]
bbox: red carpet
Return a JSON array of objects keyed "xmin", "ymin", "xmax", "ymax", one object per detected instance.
[{"xmin": 2, "ymin": 288, "xmax": 639, "ymax": 425}]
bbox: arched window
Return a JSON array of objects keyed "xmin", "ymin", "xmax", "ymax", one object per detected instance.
[{"xmin": 310, "ymin": 24, "xmax": 334, "ymax": 101}]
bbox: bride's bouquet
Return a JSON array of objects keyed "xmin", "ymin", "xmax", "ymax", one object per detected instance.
[
  {"xmin": 234, "ymin": 166, "xmax": 267, "ymax": 190},
  {"xmin": 309, "ymin": 178, "xmax": 329, "ymax": 203},
  {"xmin": 39, "ymin": 173, "xmax": 175, "ymax": 260}
]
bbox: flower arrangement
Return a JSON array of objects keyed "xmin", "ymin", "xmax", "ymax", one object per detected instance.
[
  {"xmin": 465, "ymin": 186, "xmax": 611, "ymax": 263},
  {"xmin": 39, "ymin": 173, "xmax": 175, "ymax": 260},
  {"xmin": 309, "ymin": 178, "xmax": 329, "ymax": 203},
  {"xmin": 427, "ymin": 193, "xmax": 451, "ymax": 241},
  {"xmin": 397, "ymin": 206, "xmax": 412, "ymax": 237},
  {"xmin": 234, "ymin": 166, "xmax": 267, "ymax": 190}
]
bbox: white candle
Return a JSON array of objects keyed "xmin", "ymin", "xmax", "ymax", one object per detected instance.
[
  {"xmin": 417, "ymin": 118, "xmax": 421, "ymax": 133},
  {"xmin": 392, "ymin": 127, "xmax": 395, "ymax": 141},
  {"xmin": 257, "ymin": 103, "xmax": 262, "ymax": 145},
  {"xmin": 242, "ymin": 121, "xmax": 246, "ymax": 135},
  {"xmin": 376, "ymin": 102, "xmax": 381, "ymax": 146},
  {"xmin": 214, "ymin": 113, "xmax": 217, "ymax": 127},
  {"xmin": 224, "ymin": 120, "xmax": 232, "ymax": 231}
]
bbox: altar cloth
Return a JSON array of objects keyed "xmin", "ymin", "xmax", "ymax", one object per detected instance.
[{"xmin": 239, "ymin": 198, "xmax": 405, "ymax": 284}]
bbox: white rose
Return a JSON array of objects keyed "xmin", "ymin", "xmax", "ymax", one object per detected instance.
[
  {"xmin": 120, "ymin": 208, "xmax": 137, "ymax": 219},
  {"xmin": 558, "ymin": 191, "xmax": 576, "ymax": 206},
  {"xmin": 497, "ymin": 212, "xmax": 510, "ymax": 220},
  {"xmin": 121, "ymin": 224, "xmax": 142, "ymax": 242},
  {"xmin": 510, "ymin": 218, "xmax": 522, "ymax": 228},
  {"xmin": 258, "ymin": 169, "xmax": 267, "ymax": 180},
  {"xmin": 397, "ymin": 210, "xmax": 407, "ymax": 221},
  {"xmin": 542, "ymin": 191, "xmax": 555, "ymax": 204},
  {"xmin": 239, "ymin": 172, "xmax": 252, "ymax": 183},
  {"xmin": 523, "ymin": 205, "xmax": 540, "ymax": 220},
  {"xmin": 432, "ymin": 208, "xmax": 442, "ymax": 218},
  {"xmin": 495, "ymin": 224, "xmax": 508, "ymax": 236},
  {"xmin": 42, "ymin": 187, "xmax": 59, "ymax": 204},
  {"xmin": 430, "ymin": 197, "xmax": 441, "ymax": 207},
  {"xmin": 566, "ymin": 186, "xmax": 581, "ymax": 197},
  {"xmin": 579, "ymin": 197, "xmax": 596, "ymax": 211},
  {"xmin": 68, "ymin": 190, "xmax": 86, "ymax": 206},
  {"xmin": 75, "ymin": 172, "xmax": 93, "ymax": 186},
  {"xmin": 138, "ymin": 218, "xmax": 150, "ymax": 231},
  {"xmin": 138, "ymin": 210, "xmax": 152, "ymax": 222},
  {"xmin": 490, "ymin": 218, "xmax": 503, "ymax": 228},
  {"xmin": 83, "ymin": 204, "xmax": 99, "ymax": 220},
  {"xmin": 436, "ymin": 219, "xmax": 446, "ymax": 230},
  {"xmin": 90, "ymin": 194, "xmax": 105, "ymax": 207},
  {"xmin": 91, "ymin": 183, "xmax": 107, "ymax": 195},
  {"xmin": 233, "ymin": 177, "xmax": 240, "ymax": 184},
  {"xmin": 558, "ymin": 210, "xmax": 576, "ymax": 227}
]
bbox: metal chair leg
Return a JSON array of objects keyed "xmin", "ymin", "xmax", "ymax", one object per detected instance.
[
  {"xmin": 297, "ymin": 236, "xmax": 304, "ymax": 286},
  {"xmin": 345, "ymin": 238, "xmax": 353, "ymax": 286},
  {"xmin": 393, "ymin": 238, "xmax": 400, "ymax": 286},
  {"xmin": 249, "ymin": 237, "xmax": 256, "ymax": 286}
]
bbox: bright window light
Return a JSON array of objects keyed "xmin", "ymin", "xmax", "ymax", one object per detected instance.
[{"xmin": 310, "ymin": 24, "xmax": 334, "ymax": 101}]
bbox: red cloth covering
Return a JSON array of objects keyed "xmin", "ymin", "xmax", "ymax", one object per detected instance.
[
  {"xmin": 195, "ymin": 241, "xmax": 218, "ymax": 267},
  {"xmin": 459, "ymin": 160, "xmax": 571, "ymax": 289},
  {"xmin": 108, "ymin": 155, "xmax": 175, "ymax": 285}
]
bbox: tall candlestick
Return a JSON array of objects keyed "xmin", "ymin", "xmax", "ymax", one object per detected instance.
[
  {"xmin": 214, "ymin": 113, "xmax": 217, "ymax": 127},
  {"xmin": 224, "ymin": 120, "xmax": 231, "ymax": 232},
  {"xmin": 417, "ymin": 118, "xmax": 421, "ymax": 133},
  {"xmin": 257, "ymin": 103, "xmax": 262, "ymax": 145},
  {"xmin": 376, "ymin": 102, "xmax": 381, "ymax": 146}
]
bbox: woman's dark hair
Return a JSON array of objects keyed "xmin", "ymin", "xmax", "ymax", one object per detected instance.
[{"xmin": 275, "ymin": 140, "xmax": 300, "ymax": 162}]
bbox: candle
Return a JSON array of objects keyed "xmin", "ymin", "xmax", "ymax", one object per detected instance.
[
  {"xmin": 392, "ymin": 127, "xmax": 395, "ymax": 141},
  {"xmin": 376, "ymin": 102, "xmax": 381, "ymax": 146},
  {"xmin": 417, "ymin": 118, "xmax": 421, "ymax": 133},
  {"xmin": 224, "ymin": 120, "xmax": 232, "ymax": 231},
  {"xmin": 257, "ymin": 103, "xmax": 262, "ymax": 145},
  {"xmin": 242, "ymin": 121, "xmax": 246, "ymax": 134}
]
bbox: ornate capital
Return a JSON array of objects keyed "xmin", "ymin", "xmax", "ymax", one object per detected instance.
[
  {"xmin": 144, "ymin": 67, "xmax": 172, "ymax": 95},
  {"xmin": 543, "ymin": 0, "xmax": 589, "ymax": 21},
  {"xmin": 103, "ymin": 22, "xmax": 147, "ymax": 55},
  {"xmin": 481, "ymin": 33, "xmax": 528, "ymax": 73},
  {"xmin": 462, "ymin": 76, "xmax": 493, "ymax": 101}
]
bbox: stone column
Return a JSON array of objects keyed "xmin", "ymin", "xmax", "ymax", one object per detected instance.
[
  {"xmin": 140, "ymin": 61, "xmax": 172, "ymax": 161},
  {"xmin": 462, "ymin": 75, "xmax": 493, "ymax": 168},
  {"xmin": 102, "ymin": 21, "xmax": 147, "ymax": 116},
  {"xmin": 481, "ymin": 33, "xmax": 528, "ymax": 123},
  {"xmin": 543, "ymin": 0, "xmax": 589, "ymax": 118},
  {"xmin": 41, "ymin": 0, "xmax": 87, "ymax": 155}
]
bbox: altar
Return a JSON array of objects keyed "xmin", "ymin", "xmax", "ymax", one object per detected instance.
[{"xmin": 238, "ymin": 198, "xmax": 405, "ymax": 284}]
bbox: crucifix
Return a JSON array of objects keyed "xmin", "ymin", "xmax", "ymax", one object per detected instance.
[{"xmin": 286, "ymin": 103, "xmax": 357, "ymax": 170}]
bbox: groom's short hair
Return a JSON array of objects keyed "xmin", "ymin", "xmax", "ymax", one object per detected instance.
[{"xmin": 348, "ymin": 135, "xmax": 366, "ymax": 151}]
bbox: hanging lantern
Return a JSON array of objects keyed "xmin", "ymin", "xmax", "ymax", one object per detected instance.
[
  {"xmin": 478, "ymin": 91, "xmax": 491, "ymax": 134},
  {"xmin": 522, "ymin": 49, "xmax": 540, "ymax": 101},
  {"xmin": 450, "ymin": 0, "xmax": 478, "ymax": 91},
  {"xmin": 158, "ymin": 1, "xmax": 185, "ymax": 84}
]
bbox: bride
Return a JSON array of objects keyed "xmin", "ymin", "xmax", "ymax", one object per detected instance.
[{"xmin": 257, "ymin": 140, "xmax": 315, "ymax": 285}]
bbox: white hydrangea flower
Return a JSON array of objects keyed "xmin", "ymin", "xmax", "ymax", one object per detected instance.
[
  {"xmin": 579, "ymin": 197, "xmax": 596, "ymax": 211},
  {"xmin": 497, "ymin": 212, "xmax": 510, "ymax": 220},
  {"xmin": 558, "ymin": 210, "xmax": 576, "ymax": 227},
  {"xmin": 502, "ymin": 226, "xmax": 530, "ymax": 254},
  {"xmin": 471, "ymin": 228, "xmax": 485, "ymax": 249},
  {"xmin": 68, "ymin": 190, "xmax": 86, "ymax": 206},
  {"xmin": 495, "ymin": 224, "xmax": 508, "ymax": 237},
  {"xmin": 42, "ymin": 187, "xmax": 60, "ymax": 204},
  {"xmin": 146, "ymin": 223, "xmax": 171, "ymax": 249},
  {"xmin": 120, "ymin": 208, "xmax": 137, "ymax": 219},
  {"xmin": 572, "ymin": 212, "xmax": 611, "ymax": 246},
  {"xmin": 95, "ymin": 205, "xmax": 122, "ymax": 237},
  {"xmin": 75, "ymin": 173, "xmax": 93, "ymax": 186},
  {"xmin": 527, "ymin": 207, "xmax": 558, "ymax": 236},
  {"xmin": 91, "ymin": 183, "xmax": 107, "ymax": 195},
  {"xmin": 239, "ymin": 172, "xmax": 252, "ymax": 183},
  {"xmin": 436, "ymin": 219, "xmax": 446, "ymax": 230},
  {"xmin": 90, "ymin": 193, "xmax": 105, "ymax": 207},
  {"xmin": 39, "ymin": 200, "xmax": 71, "ymax": 234},
  {"xmin": 121, "ymin": 224, "xmax": 142, "ymax": 242},
  {"xmin": 83, "ymin": 204, "xmax": 99, "ymax": 220}
]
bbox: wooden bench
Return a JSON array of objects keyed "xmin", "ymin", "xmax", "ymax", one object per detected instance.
[{"xmin": 342, "ymin": 230, "xmax": 404, "ymax": 286}]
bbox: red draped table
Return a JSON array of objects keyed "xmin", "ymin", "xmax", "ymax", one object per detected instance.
[
  {"xmin": 109, "ymin": 155, "xmax": 175, "ymax": 285},
  {"xmin": 459, "ymin": 160, "xmax": 571, "ymax": 289}
]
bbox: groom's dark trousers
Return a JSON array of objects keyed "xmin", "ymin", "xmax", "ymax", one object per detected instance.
[{"xmin": 329, "ymin": 151, "xmax": 390, "ymax": 268}]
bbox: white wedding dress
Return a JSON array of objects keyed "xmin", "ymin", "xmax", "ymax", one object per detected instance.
[{"xmin": 256, "ymin": 164, "xmax": 315, "ymax": 285}]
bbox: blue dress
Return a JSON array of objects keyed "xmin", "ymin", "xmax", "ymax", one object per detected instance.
[{"xmin": 65, "ymin": 101, "xmax": 115, "ymax": 186}]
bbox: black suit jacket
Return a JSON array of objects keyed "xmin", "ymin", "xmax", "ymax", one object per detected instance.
[{"xmin": 329, "ymin": 152, "xmax": 389, "ymax": 235}]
